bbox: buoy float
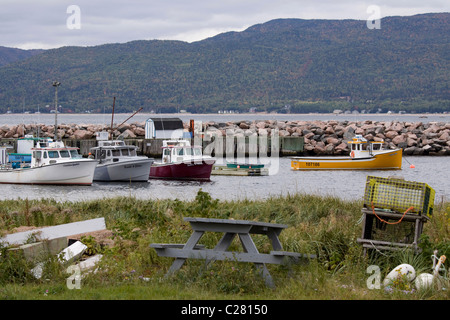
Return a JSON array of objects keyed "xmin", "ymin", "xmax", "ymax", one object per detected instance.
[
  {"xmin": 415, "ymin": 255, "xmax": 446, "ymax": 290},
  {"xmin": 383, "ymin": 264, "xmax": 416, "ymax": 287},
  {"xmin": 410, "ymin": 164, "xmax": 415, "ymax": 168}
]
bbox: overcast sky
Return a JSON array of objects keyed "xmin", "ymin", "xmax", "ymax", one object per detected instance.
[{"xmin": 1, "ymin": 0, "xmax": 449, "ymax": 50}]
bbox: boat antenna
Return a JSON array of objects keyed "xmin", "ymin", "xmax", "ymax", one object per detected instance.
[
  {"xmin": 110, "ymin": 96, "xmax": 116, "ymax": 132},
  {"xmin": 52, "ymin": 81, "xmax": 61, "ymax": 140}
]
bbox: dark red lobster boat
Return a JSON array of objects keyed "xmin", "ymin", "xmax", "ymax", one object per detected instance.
[{"xmin": 149, "ymin": 139, "xmax": 215, "ymax": 181}]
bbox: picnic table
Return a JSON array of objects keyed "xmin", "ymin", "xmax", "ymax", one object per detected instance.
[{"xmin": 150, "ymin": 217, "xmax": 315, "ymax": 287}]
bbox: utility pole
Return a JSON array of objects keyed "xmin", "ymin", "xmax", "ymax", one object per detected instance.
[{"xmin": 52, "ymin": 81, "xmax": 61, "ymax": 140}]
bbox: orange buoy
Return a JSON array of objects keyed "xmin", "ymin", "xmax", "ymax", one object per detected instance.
[{"xmin": 410, "ymin": 164, "xmax": 415, "ymax": 168}]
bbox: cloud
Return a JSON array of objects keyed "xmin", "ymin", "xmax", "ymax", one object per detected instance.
[{"xmin": 0, "ymin": 0, "xmax": 449, "ymax": 49}]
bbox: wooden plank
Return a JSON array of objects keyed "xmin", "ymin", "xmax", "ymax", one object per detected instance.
[
  {"xmin": 357, "ymin": 238, "xmax": 415, "ymax": 248},
  {"xmin": 1, "ymin": 218, "xmax": 106, "ymax": 245},
  {"xmin": 150, "ymin": 243, "xmax": 205, "ymax": 250},
  {"xmin": 184, "ymin": 217, "xmax": 287, "ymax": 231},
  {"xmin": 270, "ymin": 251, "xmax": 316, "ymax": 259},
  {"xmin": 154, "ymin": 248, "xmax": 289, "ymax": 265}
]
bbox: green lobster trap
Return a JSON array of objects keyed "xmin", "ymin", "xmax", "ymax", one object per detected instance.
[{"xmin": 363, "ymin": 176, "xmax": 435, "ymax": 217}]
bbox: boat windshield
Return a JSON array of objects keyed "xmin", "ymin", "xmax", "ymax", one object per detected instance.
[
  {"xmin": 112, "ymin": 150, "xmax": 121, "ymax": 157},
  {"xmin": 175, "ymin": 147, "xmax": 201, "ymax": 156},
  {"xmin": 70, "ymin": 149, "xmax": 82, "ymax": 159},
  {"xmin": 60, "ymin": 150, "xmax": 70, "ymax": 158},
  {"xmin": 184, "ymin": 148, "xmax": 192, "ymax": 156},
  {"xmin": 48, "ymin": 151, "xmax": 59, "ymax": 158},
  {"xmin": 372, "ymin": 143, "xmax": 382, "ymax": 150}
]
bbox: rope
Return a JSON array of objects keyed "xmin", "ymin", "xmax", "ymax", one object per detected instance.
[{"xmin": 371, "ymin": 202, "xmax": 414, "ymax": 225}]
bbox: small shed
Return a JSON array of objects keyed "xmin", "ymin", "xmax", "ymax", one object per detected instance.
[{"xmin": 145, "ymin": 117, "xmax": 185, "ymax": 139}]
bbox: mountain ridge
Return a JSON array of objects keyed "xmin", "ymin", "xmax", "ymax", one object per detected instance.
[{"xmin": 0, "ymin": 13, "xmax": 448, "ymax": 114}]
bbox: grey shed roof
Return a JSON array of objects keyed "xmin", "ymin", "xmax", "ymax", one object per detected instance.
[{"xmin": 147, "ymin": 118, "xmax": 183, "ymax": 130}]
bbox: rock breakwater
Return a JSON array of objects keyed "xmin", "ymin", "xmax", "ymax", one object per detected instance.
[
  {"xmin": 1, "ymin": 119, "xmax": 449, "ymax": 156},
  {"xmin": 202, "ymin": 119, "xmax": 450, "ymax": 156}
]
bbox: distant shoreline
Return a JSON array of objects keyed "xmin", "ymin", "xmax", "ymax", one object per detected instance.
[{"xmin": 3, "ymin": 112, "xmax": 450, "ymax": 116}]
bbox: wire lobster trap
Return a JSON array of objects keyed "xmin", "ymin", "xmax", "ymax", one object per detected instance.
[
  {"xmin": 363, "ymin": 176, "xmax": 435, "ymax": 217},
  {"xmin": 358, "ymin": 176, "xmax": 435, "ymax": 254}
]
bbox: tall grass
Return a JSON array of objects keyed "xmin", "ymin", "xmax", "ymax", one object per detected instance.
[{"xmin": 0, "ymin": 190, "xmax": 448, "ymax": 300}]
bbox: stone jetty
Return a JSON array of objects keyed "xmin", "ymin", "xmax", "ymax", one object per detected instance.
[
  {"xmin": 1, "ymin": 119, "xmax": 449, "ymax": 156},
  {"xmin": 200, "ymin": 119, "xmax": 450, "ymax": 156}
]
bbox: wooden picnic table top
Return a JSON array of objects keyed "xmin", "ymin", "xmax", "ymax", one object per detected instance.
[{"xmin": 184, "ymin": 217, "xmax": 288, "ymax": 235}]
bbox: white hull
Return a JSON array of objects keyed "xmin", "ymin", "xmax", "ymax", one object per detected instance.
[
  {"xmin": 0, "ymin": 159, "xmax": 97, "ymax": 185},
  {"xmin": 94, "ymin": 158, "xmax": 153, "ymax": 182}
]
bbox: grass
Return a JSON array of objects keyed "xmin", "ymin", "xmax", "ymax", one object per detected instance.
[{"xmin": 0, "ymin": 190, "xmax": 448, "ymax": 301}]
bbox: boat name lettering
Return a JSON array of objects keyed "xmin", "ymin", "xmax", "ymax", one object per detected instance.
[
  {"xmin": 63, "ymin": 163, "xmax": 80, "ymax": 167},
  {"xmin": 305, "ymin": 162, "xmax": 320, "ymax": 167},
  {"xmin": 124, "ymin": 164, "xmax": 141, "ymax": 168}
]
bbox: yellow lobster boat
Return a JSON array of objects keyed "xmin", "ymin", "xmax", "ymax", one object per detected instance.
[{"xmin": 291, "ymin": 135, "xmax": 402, "ymax": 170}]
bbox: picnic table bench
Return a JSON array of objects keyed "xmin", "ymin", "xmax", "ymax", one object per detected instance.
[{"xmin": 150, "ymin": 217, "xmax": 315, "ymax": 287}]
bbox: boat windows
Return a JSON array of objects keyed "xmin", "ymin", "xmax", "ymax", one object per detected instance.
[
  {"xmin": 122, "ymin": 149, "xmax": 129, "ymax": 156},
  {"xmin": 48, "ymin": 151, "xmax": 59, "ymax": 158},
  {"xmin": 177, "ymin": 148, "xmax": 184, "ymax": 156},
  {"xmin": 112, "ymin": 150, "xmax": 120, "ymax": 157},
  {"xmin": 33, "ymin": 151, "xmax": 42, "ymax": 159},
  {"xmin": 372, "ymin": 144, "xmax": 381, "ymax": 150},
  {"xmin": 194, "ymin": 148, "xmax": 201, "ymax": 156},
  {"xmin": 60, "ymin": 150, "xmax": 70, "ymax": 158},
  {"xmin": 184, "ymin": 148, "xmax": 193, "ymax": 156},
  {"xmin": 163, "ymin": 149, "xmax": 170, "ymax": 156}
]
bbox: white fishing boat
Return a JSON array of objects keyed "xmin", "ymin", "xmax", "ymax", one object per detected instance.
[
  {"xmin": 0, "ymin": 139, "xmax": 96, "ymax": 185},
  {"xmin": 89, "ymin": 139, "xmax": 154, "ymax": 182}
]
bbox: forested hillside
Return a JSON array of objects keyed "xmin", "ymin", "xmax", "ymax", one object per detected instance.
[
  {"xmin": 0, "ymin": 47, "xmax": 43, "ymax": 67},
  {"xmin": 0, "ymin": 13, "xmax": 448, "ymax": 114}
]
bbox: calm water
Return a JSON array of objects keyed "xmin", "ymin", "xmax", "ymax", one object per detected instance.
[
  {"xmin": 1, "ymin": 113, "xmax": 448, "ymax": 203},
  {"xmin": 1, "ymin": 112, "xmax": 449, "ymax": 126},
  {"xmin": 1, "ymin": 157, "xmax": 448, "ymax": 203}
]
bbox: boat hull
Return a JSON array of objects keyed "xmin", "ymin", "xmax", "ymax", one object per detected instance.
[
  {"xmin": 149, "ymin": 160, "xmax": 215, "ymax": 181},
  {"xmin": 226, "ymin": 162, "xmax": 265, "ymax": 169},
  {"xmin": 291, "ymin": 149, "xmax": 402, "ymax": 170},
  {"xmin": 0, "ymin": 159, "xmax": 97, "ymax": 185},
  {"xmin": 94, "ymin": 158, "xmax": 153, "ymax": 182}
]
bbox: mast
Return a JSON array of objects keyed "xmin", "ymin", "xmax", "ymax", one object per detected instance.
[{"xmin": 52, "ymin": 81, "xmax": 61, "ymax": 140}]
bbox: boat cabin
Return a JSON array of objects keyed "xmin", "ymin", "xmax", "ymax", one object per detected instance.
[
  {"xmin": 31, "ymin": 140, "xmax": 83, "ymax": 167},
  {"xmin": 161, "ymin": 139, "xmax": 203, "ymax": 163},
  {"xmin": 90, "ymin": 140, "xmax": 139, "ymax": 163},
  {"xmin": 347, "ymin": 135, "xmax": 384, "ymax": 158}
]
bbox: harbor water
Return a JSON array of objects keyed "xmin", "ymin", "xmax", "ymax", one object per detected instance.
[
  {"xmin": 2, "ymin": 112, "xmax": 449, "ymax": 126},
  {"xmin": 0, "ymin": 156, "xmax": 448, "ymax": 203},
  {"xmin": 0, "ymin": 113, "xmax": 448, "ymax": 203}
]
